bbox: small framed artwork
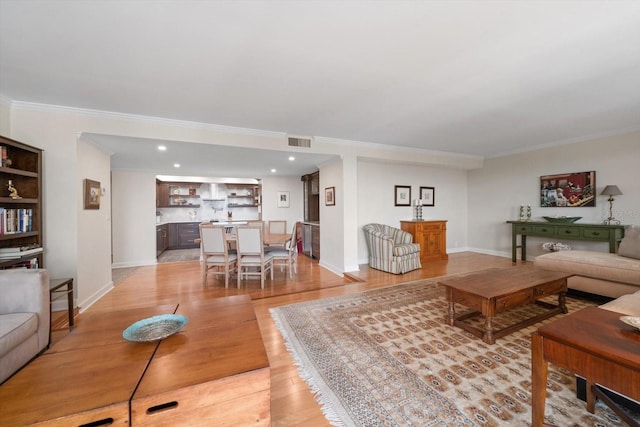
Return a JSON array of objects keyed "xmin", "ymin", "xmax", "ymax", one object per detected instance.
[
  {"xmin": 277, "ymin": 191, "xmax": 290, "ymax": 208},
  {"xmin": 420, "ymin": 186, "xmax": 435, "ymax": 206},
  {"xmin": 84, "ymin": 179, "xmax": 101, "ymax": 210},
  {"xmin": 394, "ymin": 185, "xmax": 411, "ymax": 206},
  {"xmin": 325, "ymin": 187, "xmax": 335, "ymax": 206}
]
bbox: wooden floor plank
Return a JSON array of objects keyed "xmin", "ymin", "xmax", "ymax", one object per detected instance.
[{"xmin": 48, "ymin": 251, "xmax": 518, "ymax": 426}]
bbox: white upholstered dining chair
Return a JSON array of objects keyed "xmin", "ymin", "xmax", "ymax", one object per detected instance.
[
  {"xmin": 268, "ymin": 220, "xmax": 287, "ymax": 234},
  {"xmin": 269, "ymin": 224, "xmax": 297, "ymax": 278},
  {"xmin": 199, "ymin": 224, "xmax": 237, "ymax": 288},
  {"xmin": 235, "ymin": 226, "xmax": 274, "ymax": 289}
]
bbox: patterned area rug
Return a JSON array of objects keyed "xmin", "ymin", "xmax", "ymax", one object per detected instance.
[{"xmin": 271, "ymin": 278, "xmax": 633, "ymax": 426}]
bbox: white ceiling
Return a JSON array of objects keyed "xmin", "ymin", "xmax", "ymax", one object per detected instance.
[
  {"xmin": 1, "ymin": 0, "xmax": 640, "ymax": 174},
  {"xmin": 83, "ymin": 133, "xmax": 337, "ymax": 178}
]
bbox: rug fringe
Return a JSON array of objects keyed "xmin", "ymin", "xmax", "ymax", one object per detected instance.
[{"xmin": 270, "ymin": 308, "xmax": 352, "ymax": 427}]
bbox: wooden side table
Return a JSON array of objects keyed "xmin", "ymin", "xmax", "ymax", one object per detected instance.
[
  {"xmin": 531, "ymin": 306, "xmax": 640, "ymax": 426},
  {"xmin": 49, "ymin": 277, "xmax": 74, "ymax": 332}
]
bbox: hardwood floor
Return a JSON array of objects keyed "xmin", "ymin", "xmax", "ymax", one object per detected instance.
[{"xmin": 51, "ymin": 252, "xmax": 518, "ymax": 426}]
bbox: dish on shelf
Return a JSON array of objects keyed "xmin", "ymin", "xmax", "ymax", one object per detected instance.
[
  {"xmin": 620, "ymin": 316, "xmax": 640, "ymax": 331},
  {"xmin": 542, "ymin": 216, "xmax": 582, "ymax": 223},
  {"xmin": 123, "ymin": 314, "xmax": 188, "ymax": 342}
]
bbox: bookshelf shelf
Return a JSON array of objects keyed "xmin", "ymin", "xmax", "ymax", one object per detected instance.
[{"xmin": 0, "ymin": 136, "xmax": 43, "ymax": 269}]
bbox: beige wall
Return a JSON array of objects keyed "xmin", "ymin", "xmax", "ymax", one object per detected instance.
[
  {"xmin": 4, "ymin": 99, "xmax": 635, "ymax": 308},
  {"xmin": 3, "ymin": 102, "xmax": 481, "ymax": 308},
  {"xmin": 468, "ymin": 131, "xmax": 640, "ymax": 258},
  {"xmin": 76, "ymin": 139, "xmax": 112, "ymax": 307},
  {"xmin": 0, "ymin": 98, "xmax": 10, "ymax": 135}
]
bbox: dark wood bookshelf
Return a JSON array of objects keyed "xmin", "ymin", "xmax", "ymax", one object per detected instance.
[{"xmin": 0, "ymin": 135, "xmax": 43, "ymax": 269}]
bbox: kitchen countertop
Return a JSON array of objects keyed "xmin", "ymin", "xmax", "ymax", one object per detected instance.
[{"xmin": 157, "ymin": 220, "xmax": 254, "ymax": 226}]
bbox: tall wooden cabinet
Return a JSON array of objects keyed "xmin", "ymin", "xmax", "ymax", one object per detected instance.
[
  {"xmin": 301, "ymin": 172, "xmax": 319, "ymax": 222},
  {"xmin": 0, "ymin": 136, "xmax": 43, "ymax": 268},
  {"xmin": 400, "ymin": 220, "xmax": 448, "ymax": 263}
]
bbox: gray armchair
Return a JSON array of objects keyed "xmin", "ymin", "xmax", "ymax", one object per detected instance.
[
  {"xmin": 0, "ymin": 269, "xmax": 50, "ymax": 383},
  {"xmin": 363, "ymin": 224, "xmax": 421, "ymax": 274}
]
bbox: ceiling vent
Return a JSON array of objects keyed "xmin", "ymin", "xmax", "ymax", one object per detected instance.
[{"xmin": 288, "ymin": 136, "xmax": 312, "ymax": 148}]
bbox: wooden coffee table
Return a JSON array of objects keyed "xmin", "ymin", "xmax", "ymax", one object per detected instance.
[
  {"xmin": 438, "ymin": 267, "xmax": 571, "ymax": 344},
  {"xmin": 531, "ymin": 306, "xmax": 640, "ymax": 427},
  {"xmin": 0, "ymin": 295, "xmax": 270, "ymax": 426}
]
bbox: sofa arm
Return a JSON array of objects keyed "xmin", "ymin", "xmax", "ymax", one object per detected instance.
[{"xmin": 0, "ymin": 269, "xmax": 50, "ymax": 348}]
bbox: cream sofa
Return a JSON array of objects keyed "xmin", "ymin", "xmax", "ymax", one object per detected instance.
[
  {"xmin": 534, "ymin": 225, "xmax": 640, "ymax": 299},
  {"xmin": 0, "ymin": 269, "xmax": 50, "ymax": 384}
]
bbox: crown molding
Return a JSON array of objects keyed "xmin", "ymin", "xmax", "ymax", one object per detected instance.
[{"xmin": 9, "ymin": 100, "xmax": 286, "ymax": 139}]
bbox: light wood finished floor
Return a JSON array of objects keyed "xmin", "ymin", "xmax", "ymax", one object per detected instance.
[{"xmin": 51, "ymin": 252, "xmax": 518, "ymax": 426}]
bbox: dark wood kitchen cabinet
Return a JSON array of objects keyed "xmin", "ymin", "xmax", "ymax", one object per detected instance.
[
  {"xmin": 156, "ymin": 224, "xmax": 169, "ymax": 256},
  {"xmin": 167, "ymin": 222, "xmax": 200, "ymax": 249}
]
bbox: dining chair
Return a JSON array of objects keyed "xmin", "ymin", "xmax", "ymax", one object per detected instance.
[
  {"xmin": 235, "ymin": 226, "xmax": 274, "ymax": 289},
  {"xmin": 269, "ymin": 224, "xmax": 298, "ymax": 278},
  {"xmin": 199, "ymin": 224, "xmax": 237, "ymax": 288},
  {"xmin": 265, "ymin": 220, "xmax": 287, "ymax": 250},
  {"xmin": 268, "ymin": 220, "xmax": 287, "ymax": 235}
]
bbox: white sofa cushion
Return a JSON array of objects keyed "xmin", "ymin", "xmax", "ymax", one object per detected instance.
[
  {"xmin": 618, "ymin": 225, "xmax": 640, "ymax": 260},
  {"xmin": 535, "ymin": 250, "xmax": 640, "ymax": 286},
  {"xmin": 0, "ymin": 313, "xmax": 38, "ymax": 358},
  {"xmin": 599, "ymin": 290, "xmax": 640, "ymax": 316}
]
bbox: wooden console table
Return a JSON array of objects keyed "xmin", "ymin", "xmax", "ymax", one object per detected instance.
[
  {"xmin": 506, "ymin": 220, "xmax": 625, "ymax": 262},
  {"xmin": 400, "ymin": 220, "xmax": 448, "ymax": 262},
  {"xmin": 0, "ymin": 296, "xmax": 270, "ymax": 426}
]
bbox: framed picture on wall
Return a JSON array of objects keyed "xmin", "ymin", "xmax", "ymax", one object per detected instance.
[
  {"xmin": 325, "ymin": 187, "xmax": 335, "ymax": 206},
  {"xmin": 277, "ymin": 191, "xmax": 290, "ymax": 208},
  {"xmin": 420, "ymin": 186, "xmax": 435, "ymax": 206},
  {"xmin": 394, "ymin": 185, "xmax": 411, "ymax": 206},
  {"xmin": 540, "ymin": 171, "xmax": 596, "ymax": 207},
  {"xmin": 84, "ymin": 179, "xmax": 101, "ymax": 209}
]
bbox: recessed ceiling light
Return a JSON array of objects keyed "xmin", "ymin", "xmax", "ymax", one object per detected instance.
[
  {"xmin": 271, "ymin": 168, "xmax": 277, "ymax": 173},
  {"xmin": 288, "ymin": 156, "xmax": 295, "ymax": 161},
  {"xmin": 157, "ymin": 145, "xmax": 167, "ymax": 151},
  {"xmin": 174, "ymin": 163, "xmax": 180, "ymax": 168}
]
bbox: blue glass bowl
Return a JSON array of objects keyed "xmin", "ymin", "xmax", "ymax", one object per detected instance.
[{"xmin": 123, "ymin": 314, "xmax": 188, "ymax": 342}]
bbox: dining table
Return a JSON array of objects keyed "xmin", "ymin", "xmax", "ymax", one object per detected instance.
[
  {"xmin": 225, "ymin": 232, "xmax": 290, "ymax": 247},
  {"xmin": 194, "ymin": 232, "xmax": 290, "ymax": 248}
]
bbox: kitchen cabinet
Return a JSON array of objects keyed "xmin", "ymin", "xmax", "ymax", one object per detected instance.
[
  {"xmin": 226, "ymin": 184, "xmax": 260, "ymax": 208},
  {"xmin": 156, "ymin": 224, "xmax": 169, "ymax": 256},
  {"xmin": 400, "ymin": 220, "xmax": 448, "ymax": 263},
  {"xmin": 301, "ymin": 172, "xmax": 319, "ymax": 222},
  {"xmin": 156, "ymin": 181, "xmax": 201, "ymax": 208},
  {"xmin": 302, "ymin": 222, "xmax": 320, "ymax": 260},
  {"xmin": 167, "ymin": 222, "xmax": 200, "ymax": 249}
]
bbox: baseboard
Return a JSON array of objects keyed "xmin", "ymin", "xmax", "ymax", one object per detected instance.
[
  {"xmin": 78, "ymin": 281, "xmax": 114, "ymax": 313},
  {"xmin": 111, "ymin": 259, "xmax": 158, "ymax": 268}
]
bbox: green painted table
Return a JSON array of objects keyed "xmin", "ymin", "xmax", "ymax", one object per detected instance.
[{"xmin": 506, "ymin": 220, "xmax": 625, "ymax": 262}]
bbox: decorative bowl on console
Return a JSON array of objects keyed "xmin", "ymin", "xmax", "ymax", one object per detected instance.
[{"xmin": 542, "ymin": 216, "xmax": 582, "ymax": 224}]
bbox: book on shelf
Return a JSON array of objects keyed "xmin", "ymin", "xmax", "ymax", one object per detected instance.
[
  {"xmin": 0, "ymin": 258, "xmax": 38, "ymax": 269},
  {"xmin": 0, "ymin": 145, "xmax": 6, "ymax": 167},
  {"xmin": 0, "ymin": 208, "xmax": 33, "ymax": 234},
  {"xmin": 0, "ymin": 243, "xmax": 41, "ymax": 253},
  {"xmin": 0, "ymin": 247, "xmax": 43, "ymax": 259}
]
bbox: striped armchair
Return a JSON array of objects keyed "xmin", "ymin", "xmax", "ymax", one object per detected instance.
[{"xmin": 363, "ymin": 223, "xmax": 421, "ymax": 274}]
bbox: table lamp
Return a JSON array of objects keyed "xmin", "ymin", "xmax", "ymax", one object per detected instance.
[{"xmin": 601, "ymin": 185, "xmax": 622, "ymax": 225}]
